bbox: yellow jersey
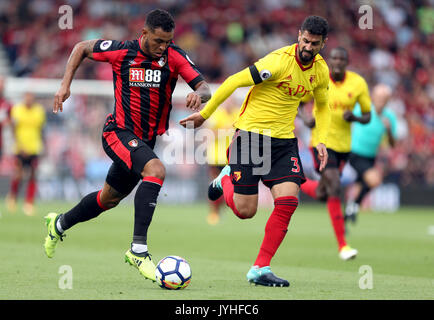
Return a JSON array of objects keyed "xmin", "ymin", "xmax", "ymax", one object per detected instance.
[
  {"xmin": 200, "ymin": 43, "xmax": 331, "ymax": 143},
  {"xmin": 11, "ymin": 103, "xmax": 46, "ymax": 155},
  {"xmin": 309, "ymin": 70, "xmax": 371, "ymax": 152},
  {"xmin": 206, "ymin": 107, "xmax": 239, "ymax": 166}
]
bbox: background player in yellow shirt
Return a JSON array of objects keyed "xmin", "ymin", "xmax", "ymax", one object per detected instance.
[
  {"xmin": 6, "ymin": 92, "xmax": 46, "ymax": 216},
  {"xmin": 299, "ymin": 47, "xmax": 371, "ymax": 260},
  {"xmin": 180, "ymin": 16, "xmax": 330, "ymax": 287},
  {"xmin": 205, "ymin": 100, "xmax": 239, "ymax": 225}
]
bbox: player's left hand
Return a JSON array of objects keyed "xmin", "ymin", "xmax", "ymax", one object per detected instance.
[
  {"xmin": 185, "ymin": 92, "xmax": 202, "ymax": 111},
  {"xmin": 179, "ymin": 112, "xmax": 206, "ymax": 128},
  {"xmin": 343, "ymin": 111, "xmax": 356, "ymax": 122},
  {"xmin": 316, "ymin": 143, "xmax": 328, "ymax": 172}
]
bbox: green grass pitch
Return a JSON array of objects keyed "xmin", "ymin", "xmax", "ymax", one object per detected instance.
[{"xmin": 0, "ymin": 200, "xmax": 433, "ymax": 300}]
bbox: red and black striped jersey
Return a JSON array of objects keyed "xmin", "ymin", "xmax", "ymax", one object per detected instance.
[{"xmin": 92, "ymin": 37, "xmax": 204, "ymax": 141}]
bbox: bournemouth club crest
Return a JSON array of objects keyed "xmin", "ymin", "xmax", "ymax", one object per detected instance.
[
  {"xmin": 158, "ymin": 56, "xmax": 166, "ymax": 67},
  {"xmin": 128, "ymin": 139, "xmax": 138, "ymax": 148}
]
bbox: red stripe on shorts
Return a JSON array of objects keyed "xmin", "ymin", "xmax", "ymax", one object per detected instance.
[{"xmin": 102, "ymin": 131, "xmax": 132, "ymax": 169}]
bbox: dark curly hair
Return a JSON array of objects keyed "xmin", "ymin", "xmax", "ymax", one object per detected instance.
[
  {"xmin": 300, "ymin": 16, "xmax": 329, "ymax": 39},
  {"xmin": 145, "ymin": 9, "xmax": 175, "ymax": 32}
]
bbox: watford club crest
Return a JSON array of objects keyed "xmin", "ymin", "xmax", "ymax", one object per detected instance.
[
  {"xmin": 128, "ymin": 139, "xmax": 138, "ymax": 148},
  {"xmin": 232, "ymin": 171, "xmax": 242, "ymax": 182},
  {"xmin": 309, "ymin": 75, "xmax": 316, "ymax": 84}
]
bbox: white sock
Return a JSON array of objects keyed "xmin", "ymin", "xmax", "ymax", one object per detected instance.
[
  {"xmin": 131, "ymin": 243, "xmax": 148, "ymax": 253},
  {"xmin": 56, "ymin": 219, "xmax": 64, "ymax": 234}
]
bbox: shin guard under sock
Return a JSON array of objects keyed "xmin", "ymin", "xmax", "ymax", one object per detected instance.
[
  {"xmin": 132, "ymin": 177, "xmax": 163, "ymax": 246},
  {"xmin": 254, "ymin": 196, "xmax": 298, "ymax": 267},
  {"xmin": 59, "ymin": 190, "xmax": 108, "ymax": 231}
]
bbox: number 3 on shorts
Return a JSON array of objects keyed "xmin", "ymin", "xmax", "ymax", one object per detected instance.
[{"xmin": 291, "ymin": 157, "xmax": 300, "ymax": 173}]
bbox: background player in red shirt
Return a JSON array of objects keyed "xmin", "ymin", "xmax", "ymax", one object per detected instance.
[{"xmin": 43, "ymin": 9, "xmax": 211, "ymax": 282}]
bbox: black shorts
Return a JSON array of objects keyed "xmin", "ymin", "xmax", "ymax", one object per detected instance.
[
  {"xmin": 16, "ymin": 154, "xmax": 38, "ymax": 169},
  {"xmin": 102, "ymin": 116, "xmax": 158, "ymax": 195},
  {"xmin": 310, "ymin": 147, "xmax": 349, "ymax": 174},
  {"xmin": 227, "ymin": 130, "xmax": 305, "ymax": 195},
  {"xmin": 349, "ymin": 153, "xmax": 376, "ymax": 182}
]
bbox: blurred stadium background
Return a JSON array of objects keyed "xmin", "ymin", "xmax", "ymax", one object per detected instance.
[{"xmin": 0, "ymin": 0, "xmax": 432, "ymax": 210}]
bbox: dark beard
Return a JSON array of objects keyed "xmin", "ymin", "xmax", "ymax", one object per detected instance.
[{"xmin": 298, "ymin": 50, "xmax": 314, "ymax": 64}]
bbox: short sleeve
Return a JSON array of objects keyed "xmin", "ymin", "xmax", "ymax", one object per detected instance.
[
  {"xmin": 92, "ymin": 40, "xmax": 124, "ymax": 64},
  {"xmin": 357, "ymin": 78, "xmax": 371, "ymax": 113},
  {"xmin": 251, "ymin": 52, "xmax": 283, "ymax": 84},
  {"xmin": 169, "ymin": 45, "xmax": 204, "ymax": 89}
]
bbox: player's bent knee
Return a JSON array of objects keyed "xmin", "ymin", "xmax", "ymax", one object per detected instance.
[
  {"xmin": 238, "ymin": 201, "xmax": 258, "ymax": 219},
  {"xmin": 364, "ymin": 169, "xmax": 382, "ymax": 188},
  {"xmin": 233, "ymin": 193, "xmax": 258, "ymax": 219},
  {"xmin": 237, "ymin": 207, "xmax": 257, "ymax": 219},
  {"xmin": 142, "ymin": 159, "xmax": 166, "ymax": 181}
]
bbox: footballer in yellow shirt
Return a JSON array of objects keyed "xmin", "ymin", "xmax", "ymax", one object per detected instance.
[
  {"xmin": 299, "ymin": 47, "xmax": 371, "ymax": 260},
  {"xmin": 7, "ymin": 92, "xmax": 46, "ymax": 216},
  {"xmin": 180, "ymin": 16, "xmax": 331, "ymax": 287}
]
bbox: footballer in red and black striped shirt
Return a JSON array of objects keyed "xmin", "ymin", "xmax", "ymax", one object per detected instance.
[
  {"xmin": 92, "ymin": 36, "xmax": 205, "ymax": 141},
  {"xmin": 46, "ymin": 9, "xmax": 211, "ymax": 280}
]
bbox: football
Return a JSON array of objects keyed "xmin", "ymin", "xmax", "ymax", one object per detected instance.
[{"xmin": 155, "ymin": 255, "xmax": 192, "ymax": 290}]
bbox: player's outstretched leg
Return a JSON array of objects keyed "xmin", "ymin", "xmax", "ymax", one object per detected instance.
[
  {"xmin": 208, "ymin": 165, "xmax": 231, "ymax": 201},
  {"xmin": 43, "ymin": 212, "xmax": 65, "ymax": 258},
  {"xmin": 124, "ymin": 249, "xmax": 157, "ymax": 282},
  {"xmin": 246, "ymin": 266, "xmax": 289, "ymax": 287}
]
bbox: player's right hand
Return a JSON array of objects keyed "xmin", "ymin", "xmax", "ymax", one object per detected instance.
[
  {"xmin": 179, "ymin": 112, "xmax": 206, "ymax": 128},
  {"xmin": 53, "ymin": 86, "xmax": 71, "ymax": 113}
]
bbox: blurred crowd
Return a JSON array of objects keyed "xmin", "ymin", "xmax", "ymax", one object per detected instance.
[{"xmin": 0, "ymin": 0, "xmax": 433, "ymax": 188}]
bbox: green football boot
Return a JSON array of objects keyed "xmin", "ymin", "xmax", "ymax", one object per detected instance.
[
  {"xmin": 44, "ymin": 213, "xmax": 65, "ymax": 258},
  {"xmin": 125, "ymin": 249, "xmax": 156, "ymax": 282}
]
